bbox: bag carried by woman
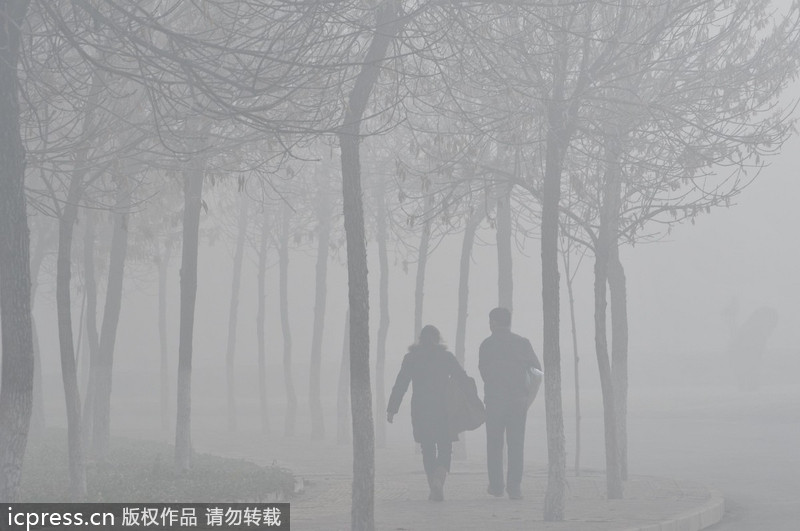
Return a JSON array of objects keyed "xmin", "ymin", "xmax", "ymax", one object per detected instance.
[{"xmin": 446, "ymin": 374, "xmax": 486, "ymax": 437}]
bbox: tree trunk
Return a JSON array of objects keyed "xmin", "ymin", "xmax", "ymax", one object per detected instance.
[
  {"xmin": 256, "ymin": 206, "xmax": 270, "ymax": 434},
  {"xmin": 337, "ymin": 309, "xmax": 351, "ymax": 445},
  {"xmin": 29, "ymin": 231, "xmax": 49, "ymax": 436},
  {"xmin": 561, "ymin": 249, "xmax": 581, "ymax": 477},
  {"xmin": 593, "ymin": 135, "xmax": 624, "ymax": 499},
  {"xmin": 541, "ymin": 109, "xmax": 567, "ymax": 521},
  {"xmin": 81, "ymin": 211, "xmax": 99, "ymax": 453},
  {"xmin": 309, "ymin": 168, "xmax": 331, "ymax": 441},
  {"xmin": 279, "ymin": 202, "xmax": 297, "ymax": 437},
  {"xmin": 496, "ymin": 183, "xmax": 513, "ymax": 311},
  {"xmin": 54, "ymin": 63, "xmax": 102, "ymax": 491},
  {"xmin": 338, "ymin": 3, "xmax": 403, "ymax": 527},
  {"xmin": 93, "ymin": 177, "xmax": 131, "ymax": 461},
  {"xmin": 453, "ymin": 207, "xmax": 481, "ymax": 460},
  {"xmin": 0, "ymin": 1, "xmax": 34, "ymax": 502},
  {"xmin": 55, "ymin": 167, "xmax": 87, "ymax": 499},
  {"xmin": 593, "ymin": 248, "xmax": 622, "ymax": 498},
  {"xmin": 29, "ymin": 318, "xmax": 44, "ymax": 438},
  {"xmin": 609, "ymin": 249, "xmax": 628, "ymax": 481},
  {"xmin": 340, "ymin": 124, "xmax": 374, "ymax": 527},
  {"xmin": 175, "ymin": 149, "xmax": 205, "ymax": 472},
  {"xmin": 159, "ymin": 237, "xmax": 173, "ymax": 432},
  {"xmin": 74, "ymin": 291, "xmax": 87, "ymax": 398},
  {"xmin": 413, "ymin": 194, "xmax": 433, "ymax": 341},
  {"xmin": 374, "ymin": 180, "xmax": 390, "ymax": 449},
  {"xmin": 226, "ymin": 194, "xmax": 248, "ymax": 432}
]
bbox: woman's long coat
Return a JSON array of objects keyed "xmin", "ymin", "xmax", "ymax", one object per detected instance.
[{"xmin": 387, "ymin": 344, "xmax": 467, "ymax": 444}]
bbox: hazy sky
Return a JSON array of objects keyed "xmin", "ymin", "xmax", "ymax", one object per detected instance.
[{"xmin": 625, "ymin": 126, "xmax": 800, "ymax": 355}]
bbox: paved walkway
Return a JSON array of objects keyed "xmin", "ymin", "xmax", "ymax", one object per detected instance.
[
  {"xmin": 165, "ymin": 428, "xmax": 724, "ymax": 531},
  {"xmin": 289, "ymin": 467, "xmax": 723, "ymax": 531}
]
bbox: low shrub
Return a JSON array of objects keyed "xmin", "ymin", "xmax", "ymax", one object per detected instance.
[{"xmin": 20, "ymin": 429, "xmax": 294, "ymax": 503}]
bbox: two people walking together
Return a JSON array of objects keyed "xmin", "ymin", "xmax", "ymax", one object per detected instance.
[{"xmin": 387, "ymin": 307, "xmax": 542, "ymax": 502}]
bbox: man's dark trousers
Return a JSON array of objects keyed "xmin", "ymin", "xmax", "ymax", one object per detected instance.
[{"xmin": 486, "ymin": 399, "xmax": 528, "ymax": 494}]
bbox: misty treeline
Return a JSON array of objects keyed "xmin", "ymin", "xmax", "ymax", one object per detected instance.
[{"xmin": 1, "ymin": 0, "xmax": 799, "ymax": 528}]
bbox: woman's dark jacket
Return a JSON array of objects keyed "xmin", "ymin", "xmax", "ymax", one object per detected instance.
[{"xmin": 387, "ymin": 344, "xmax": 467, "ymax": 444}]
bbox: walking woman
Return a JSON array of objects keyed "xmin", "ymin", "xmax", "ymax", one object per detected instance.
[{"xmin": 387, "ymin": 325, "xmax": 469, "ymax": 501}]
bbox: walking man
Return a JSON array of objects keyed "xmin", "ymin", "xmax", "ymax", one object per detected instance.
[{"xmin": 479, "ymin": 307, "xmax": 541, "ymax": 499}]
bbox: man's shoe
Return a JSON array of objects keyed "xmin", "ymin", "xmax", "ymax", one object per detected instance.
[
  {"xmin": 507, "ymin": 487, "xmax": 523, "ymax": 500},
  {"xmin": 487, "ymin": 485, "xmax": 504, "ymax": 497}
]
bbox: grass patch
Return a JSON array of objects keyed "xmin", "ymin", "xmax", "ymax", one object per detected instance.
[{"xmin": 20, "ymin": 429, "xmax": 294, "ymax": 503}]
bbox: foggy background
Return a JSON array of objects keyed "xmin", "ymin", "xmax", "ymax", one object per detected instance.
[
  {"xmin": 31, "ymin": 124, "xmax": 800, "ymax": 432},
  {"xmin": 28, "ymin": 100, "xmax": 800, "ymax": 529},
  {"xmin": 4, "ymin": 1, "xmax": 800, "ymax": 530}
]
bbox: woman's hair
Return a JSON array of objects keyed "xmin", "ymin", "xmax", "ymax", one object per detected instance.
[{"xmin": 418, "ymin": 325, "xmax": 441, "ymax": 347}]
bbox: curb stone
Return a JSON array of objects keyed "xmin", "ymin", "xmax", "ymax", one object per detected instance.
[
  {"xmin": 627, "ymin": 489, "xmax": 724, "ymax": 531},
  {"xmin": 289, "ymin": 472, "xmax": 725, "ymax": 531}
]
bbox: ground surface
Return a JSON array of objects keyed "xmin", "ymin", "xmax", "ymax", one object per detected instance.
[
  {"xmin": 90, "ymin": 382, "xmax": 798, "ymax": 529},
  {"xmin": 550, "ymin": 385, "xmax": 800, "ymax": 531}
]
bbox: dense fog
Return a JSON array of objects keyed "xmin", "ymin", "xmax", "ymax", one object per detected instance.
[{"xmin": 2, "ymin": 1, "xmax": 799, "ymax": 530}]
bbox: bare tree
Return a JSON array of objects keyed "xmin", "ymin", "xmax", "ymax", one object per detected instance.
[
  {"xmin": 27, "ymin": 216, "xmax": 55, "ymax": 437},
  {"xmin": 550, "ymin": 0, "xmax": 800, "ymax": 489},
  {"xmin": 277, "ymin": 199, "xmax": 298, "ymax": 437},
  {"xmin": 175, "ymin": 120, "xmax": 209, "ymax": 471},
  {"xmin": 337, "ymin": 308, "xmax": 351, "ymax": 446},
  {"xmin": 255, "ymin": 201, "xmax": 272, "ymax": 434},
  {"xmin": 309, "ymin": 158, "xmax": 334, "ymax": 441},
  {"xmin": 496, "ymin": 181, "xmax": 513, "ymax": 311},
  {"xmin": 336, "ymin": 1, "xmax": 405, "ymax": 526},
  {"xmin": 157, "ymin": 234, "xmax": 174, "ymax": 431},
  {"xmin": 92, "ymin": 172, "xmax": 132, "ymax": 461},
  {"xmin": 559, "ymin": 224, "xmax": 586, "ymax": 477},
  {"xmin": 372, "ymin": 176, "xmax": 391, "ymax": 450},
  {"xmin": 412, "ymin": 193, "xmax": 433, "ymax": 341},
  {"xmin": 225, "ymin": 190, "xmax": 248, "ymax": 432},
  {"xmin": 0, "ymin": 0, "xmax": 37, "ymax": 502}
]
